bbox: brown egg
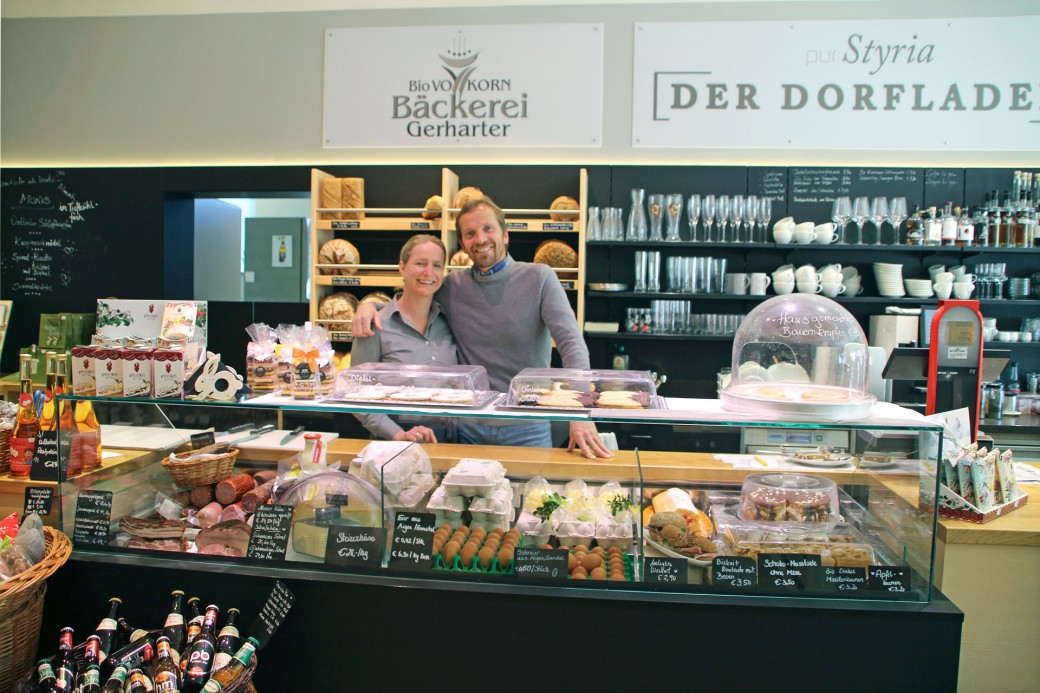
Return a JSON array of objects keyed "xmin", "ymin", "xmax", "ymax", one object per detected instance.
[
  {"xmin": 581, "ymin": 554, "xmax": 603, "ymax": 571},
  {"xmin": 438, "ymin": 523, "xmax": 452, "ymax": 534},
  {"xmin": 456, "ymin": 525, "xmax": 470, "ymax": 536},
  {"xmin": 470, "ymin": 526, "xmax": 487, "ymax": 540},
  {"xmin": 489, "ymin": 528, "xmax": 505, "ymax": 539},
  {"xmin": 571, "ymin": 566, "xmax": 588, "ymax": 579},
  {"xmin": 484, "ymin": 536, "xmax": 500, "ymax": 548},
  {"xmin": 460, "ymin": 543, "xmax": 478, "ymax": 567},
  {"xmin": 431, "ymin": 538, "xmax": 444, "ymax": 553},
  {"xmin": 442, "ymin": 540, "xmax": 460, "ymax": 565},
  {"xmin": 505, "ymin": 528, "xmax": 521, "ymax": 542},
  {"xmin": 572, "ymin": 545, "xmax": 588, "ymax": 555},
  {"xmin": 608, "ymin": 547, "xmax": 622, "ymax": 557},
  {"xmin": 434, "ymin": 529, "xmax": 450, "ymax": 542},
  {"xmin": 497, "ymin": 548, "xmax": 514, "ymax": 567},
  {"xmin": 590, "ymin": 567, "xmax": 607, "ymax": 580},
  {"xmin": 540, "ymin": 543, "xmax": 554, "ymax": 550},
  {"xmin": 591, "ymin": 546, "xmax": 605, "ymax": 557},
  {"xmin": 610, "ymin": 572, "xmax": 626, "ymax": 582},
  {"xmin": 478, "ymin": 547, "xmax": 495, "ymax": 570},
  {"xmin": 501, "ymin": 538, "xmax": 518, "ymax": 551},
  {"xmin": 567, "ymin": 553, "xmax": 578, "ymax": 571}
]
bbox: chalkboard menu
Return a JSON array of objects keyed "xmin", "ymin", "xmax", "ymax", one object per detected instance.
[
  {"xmin": 389, "ymin": 512, "xmax": 435, "ymax": 571},
  {"xmin": 868, "ymin": 566, "xmax": 911, "ymax": 593},
  {"xmin": 924, "ymin": 169, "xmax": 966, "ymax": 209},
  {"xmin": 73, "ymin": 490, "xmax": 113, "ymax": 547},
  {"xmin": 643, "ymin": 556, "xmax": 688, "ymax": 585},
  {"xmin": 30, "ymin": 430, "xmax": 70, "ymax": 482},
  {"xmin": 247, "ymin": 580, "xmax": 295, "ymax": 650},
  {"xmin": 246, "ymin": 505, "xmax": 294, "ymax": 561},
  {"xmin": 748, "ymin": 167, "xmax": 789, "ymax": 219},
  {"xmin": 513, "ymin": 547, "xmax": 568, "ymax": 581},
  {"xmin": 324, "ymin": 526, "xmax": 385, "ymax": 568},
  {"xmin": 712, "ymin": 556, "xmax": 757, "ymax": 589},
  {"xmin": 23, "ymin": 486, "xmax": 54, "ymax": 517},
  {"xmin": 823, "ymin": 566, "xmax": 868, "ymax": 593},
  {"xmin": 787, "ymin": 167, "xmax": 924, "ymax": 224},
  {"xmin": 757, "ymin": 553, "xmax": 823, "ymax": 592}
]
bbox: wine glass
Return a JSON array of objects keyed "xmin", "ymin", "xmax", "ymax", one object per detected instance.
[
  {"xmin": 870, "ymin": 197, "xmax": 889, "ymax": 245},
  {"xmin": 701, "ymin": 194, "xmax": 717, "ymax": 242},
  {"xmin": 888, "ymin": 197, "xmax": 907, "ymax": 245},
  {"xmin": 852, "ymin": 196, "xmax": 870, "ymax": 245},
  {"xmin": 716, "ymin": 195, "xmax": 731, "ymax": 243},
  {"xmin": 832, "ymin": 197, "xmax": 851, "ymax": 243},
  {"xmin": 756, "ymin": 197, "xmax": 772, "ymax": 242},
  {"xmin": 686, "ymin": 194, "xmax": 701, "ymax": 242},
  {"xmin": 731, "ymin": 195, "xmax": 746, "ymax": 243},
  {"xmin": 745, "ymin": 195, "xmax": 759, "ymax": 244}
]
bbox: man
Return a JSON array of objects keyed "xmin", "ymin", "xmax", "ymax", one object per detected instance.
[{"xmin": 352, "ymin": 196, "xmax": 612, "ymax": 459}]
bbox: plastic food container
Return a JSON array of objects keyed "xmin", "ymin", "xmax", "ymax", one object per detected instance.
[
  {"xmin": 556, "ymin": 519, "xmax": 596, "ymax": 548},
  {"xmin": 425, "ymin": 486, "xmax": 466, "ymax": 525},
  {"xmin": 332, "ymin": 363, "xmax": 492, "ymax": 404},
  {"xmin": 515, "ymin": 509, "xmax": 552, "ymax": 546},
  {"xmin": 468, "ymin": 480, "xmax": 515, "ymax": 524},
  {"xmin": 503, "ymin": 368, "xmax": 659, "ymax": 409},
  {"xmin": 441, "ymin": 458, "xmax": 507, "ymax": 497},
  {"xmin": 738, "ymin": 473, "xmax": 839, "ymax": 524},
  {"xmin": 354, "ymin": 441, "xmax": 435, "ymax": 508},
  {"xmin": 594, "ymin": 519, "xmax": 634, "ymax": 550}
]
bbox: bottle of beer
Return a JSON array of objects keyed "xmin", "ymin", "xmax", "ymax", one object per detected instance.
[
  {"xmin": 94, "ymin": 597, "xmax": 122, "ymax": 660},
  {"xmin": 100, "ymin": 665, "xmax": 129, "ymax": 693},
  {"xmin": 162, "ymin": 590, "xmax": 188, "ymax": 662},
  {"xmin": 200, "ymin": 638, "xmax": 259, "ymax": 693},
  {"xmin": 105, "ymin": 635, "xmax": 155, "ymax": 679},
  {"xmin": 211, "ymin": 608, "xmax": 241, "ymax": 671},
  {"xmin": 77, "ymin": 635, "xmax": 103, "ymax": 693},
  {"xmin": 34, "ymin": 658, "xmax": 57, "ymax": 692},
  {"xmin": 182, "ymin": 605, "xmax": 219, "ymax": 693},
  {"xmin": 116, "ymin": 617, "xmax": 151, "ymax": 648},
  {"xmin": 180, "ymin": 597, "xmax": 203, "ymax": 674},
  {"xmin": 54, "ymin": 627, "xmax": 77, "ymax": 692},
  {"xmin": 10, "ymin": 353, "xmax": 40, "ymax": 478},
  {"xmin": 153, "ymin": 636, "xmax": 182, "ymax": 693},
  {"xmin": 126, "ymin": 668, "xmax": 151, "ymax": 693}
]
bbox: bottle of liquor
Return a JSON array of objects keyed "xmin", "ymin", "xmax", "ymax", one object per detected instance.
[
  {"xmin": 200, "ymin": 638, "xmax": 259, "ymax": 693},
  {"xmin": 35, "ymin": 658, "xmax": 58, "ymax": 692},
  {"xmin": 94, "ymin": 597, "xmax": 122, "ymax": 661},
  {"xmin": 101, "ymin": 666, "xmax": 129, "ymax": 693},
  {"xmin": 162, "ymin": 590, "xmax": 188, "ymax": 663},
  {"xmin": 955, "ymin": 207, "xmax": 973, "ymax": 246},
  {"xmin": 79, "ymin": 635, "xmax": 103, "ymax": 693},
  {"xmin": 39, "ymin": 351, "xmax": 58, "ymax": 432},
  {"xmin": 924, "ymin": 206, "xmax": 942, "ymax": 245},
  {"xmin": 105, "ymin": 635, "xmax": 155, "ymax": 678},
  {"xmin": 904, "ymin": 206, "xmax": 922, "ymax": 245},
  {"xmin": 10, "ymin": 353, "xmax": 40, "ymax": 478},
  {"xmin": 940, "ymin": 201, "xmax": 957, "ymax": 245},
  {"xmin": 212, "ymin": 608, "xmax": 241, "ymax": 671},
  {"xmin": 183, "ymin": 605, "xmax": 220, "ymax": 693},
  {"xmin": 998, "ymin": 191, "xmax": 1013, "ymax": 247},
  {"xmin": 153, "ymin": 636, "xmax": 182, "ymax": 693},
  {"xmin": 127, "ymin": 669, "xmax": 151, "ymax": 693},
  {"xmin": 54, "ymin": 627, "xmax": 78, "ymax": 692}
]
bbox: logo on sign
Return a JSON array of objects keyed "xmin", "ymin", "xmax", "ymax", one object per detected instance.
[{"xmin": 392, "ymin": 32, "xmax": 529, "ymax": 140}]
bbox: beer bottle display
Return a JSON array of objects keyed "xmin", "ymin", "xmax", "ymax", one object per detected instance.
[
  {"xmin": 54, "ymin": 627, "xmax": 78, "ymax": 692},
  {"xmin": 101, "ymin": 665, "xmax": 129, "ymax": 693},
  {"xmin": 116, "ymin": 617, "xmax": 151, "ymax": 647},
  {"xmin": 184, "ymin": 597, "xmax": 203, "ymax": 647},
  {"xmin": 10, "ymin": 353, "xmax": 40, "ymax": 477},
  {"xmin": 200, "ymin": 638, "xmax": 259, "ymax": 693},
  {"xmin": 80, "ymin": 635, "xmax": 103, "ymax": 693},
  {"xmin": 127, "ymin": 668, "xmax": 151, "ymax": 693},
  {"xmin": 182, "ymin": 605, "xmax": 219, "ymax": 692},
  {"xmin": 39, "ymin": 351, "xmax": 58, "ymax": 432},
  {"xmin": 106, "ymin": 635, "xmax": 155, "ymax": 677},
  {"xmin": 35, "ymin": 658, "xmax": 58, "ymax": 692},
  {"xmin": 162, "ymin": 590, "xmax": 188, "ymax": 661},
  {"xmin": 153, "ymin": 636, "xmax": 182, "ymax": 693},
  {"xmin": 94, "ymin": 597, "xmax": 122, "ymax": 660},
  {"xmin": 211, "ymin": 608, "xmax": 241, "ymax": 671}
]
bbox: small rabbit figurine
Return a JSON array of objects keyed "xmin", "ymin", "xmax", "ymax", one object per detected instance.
[{"xmin": 188, "ymin": 351, "xmax": 244, "ymax": 401}]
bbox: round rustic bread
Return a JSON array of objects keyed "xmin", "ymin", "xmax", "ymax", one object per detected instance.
[
  {"xmin": 453, "ymin": 186, "xmax": 484, "ymax": 218},
  {"xmin": 318, "ymin": 292, "xmax": 359, "ymax": 332},
  {"xmin": 549, "ymin": 195, "xmax": 580, "ymax": 221},
  {"xmin": 449, "ymin": 250, "xmax": 473, "ymax": 267},
  {"xmin": 360, "ymin": 291, "xmax": 392, "ymax": 306},
  {"xmin": 318, "ymin": 238, "xmax": 360, "ymax": 276},
  {"xmin": 422, "ymin": 194, "xmax": 443, "ymax": 220},
  {"xmin": 534, "ymin": 240, "xmax": 578, "ymax": 280}
]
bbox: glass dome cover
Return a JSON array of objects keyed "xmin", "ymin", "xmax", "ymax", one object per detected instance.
[{"xmin": 719, "ymin": 294, "xmax": 875, "ymax": 420}]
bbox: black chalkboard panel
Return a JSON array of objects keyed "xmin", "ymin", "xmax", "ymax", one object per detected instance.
[
  {"xmin": 924, "ymin": 169, "xmax": 965, "ymax": 209},
  {"xmin": 247, "ymin": 580, "xmax": 295, "ymax": 650},
  {"xmin": 748, "ymin": 167, "xmax": 789, "ymax": 220},
  {"xmin": 247, "ymin": 504, "xmax": 294, "ymax": 561},
  {"xmin": 787, "ymin": 167, "xmax": 924, "ymax": 225},
  {"xmin": 73, "ymin": 490, "xmax": 113, "ymax": 547}
]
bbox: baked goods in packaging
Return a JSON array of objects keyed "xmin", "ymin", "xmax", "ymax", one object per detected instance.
[
  {"xmin": 318, "ymin": 292, "xmax": 359, "ymax": 332},
  {"xmin": 549, "ymin": 195, "xmax": 580, "ymax": 221},
  {"xmin": 318, "ymin": 238, "xmax": 360, "ymax": 276}
]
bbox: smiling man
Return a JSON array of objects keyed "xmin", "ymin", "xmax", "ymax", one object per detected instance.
[{"xmin": 353, "ymin": 196, "xmax": 611, "ymax": 459}]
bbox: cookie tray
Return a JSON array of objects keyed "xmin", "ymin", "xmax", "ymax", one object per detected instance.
[{"xmin": 326, "ymin": 390, "xmax": 502, "ymax": 409}]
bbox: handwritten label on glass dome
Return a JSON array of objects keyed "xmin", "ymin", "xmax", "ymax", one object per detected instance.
[{"xmin": 771, "ymin": 312, "xmax": 860, "ymax": 340}]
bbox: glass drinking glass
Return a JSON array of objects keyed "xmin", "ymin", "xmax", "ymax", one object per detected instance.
[
  {"xmin": 648, "ymin": 194, "xmax": 665, "ymax": 241},
  {"xmin": 628, "ymin": 189, "xmax": 648, "ymax": 242},
  {"xmin": 702, "ymin": 195, "xmax": 717, "ymax": 242},
  {"xmin": 730, "ymin": 195, "xmax": 745, "ymax": 243},
  {"xmin": 870, "ymin": 197, "xmax": 889, "ymax": 245},
  {"xmin": 586, "ymin": 206, "xmax": 601, "ymax": 241},
  {"xmin": 851, "ymin": 196, "xmax": 870, "ymax": 245},
  {"xmin": 686, "ymin": 194, "xmax": 701, "ymax": 242},
  {"xmin": 888, "ymin": 197, "xmax": 907, "ymax": 245},
  {"xmin": 716, "ymin": 195, "xmax": 731, "ymax": 243},
  {"xmin": 832, "ymin": 196, "xmax": 852, "ymax": 244},
  {"xmin": 665, "ymin": 194, "xmax": 683, "ymax": 242},
  {"xmin": 745, "ymin": 195, "xmax": 758, "ymax": 244},
  {"xmin": 756, "ymin": 198, "xmax": 772, "ymax": 243}
]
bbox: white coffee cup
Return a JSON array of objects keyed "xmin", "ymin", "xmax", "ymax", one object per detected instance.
[
  {"xmin": 773, "ymin": 269, "xmax": 795, "ymax": 284},
  {"xmin": 1021, "ymin": 332, "xmax": 1034, "ymax": 343},
  {"xmin": 813, "ymin": 223, "xmax": 839, "ymax": 244},
  {"xmin": 773, "ymin": 281, "xmax": 795, "ymax": 295},
  {"xmin": 950, "ymin": 265, "xmax": 968, "ymax": 277},
  {"xmin": 820, "ymin": 268, "xmax": 843, "ymax": 284},
  {"xmin": 773, "ymin": 224, "xmax": 794, "ymax": 244},
  {"xmin": 998, "ymin": 330, "xmax": 1013, "ymax": 342},
  {"xmin": 844, "ymin": 278, "xmax": 864, "ymax": 296},
  {"xmin": 725, "ymin": 272, "xmax": 751, "ymax": 295},
  {"xmin": 841, "ymin": 266, "xmax": 859, "ymax": 281},
  {"xmin": 797, "ymin": 280, "xmax": 822, "ymax": 294},
  {"xmin": 795, "ymin": 265, "xmax": 818, "ymax": 282},
  {"xmin": 954, "ymin": 274, "xmax": 975, "ymax": 284},
  {"xmin": 928, "ymin": 264, "xmax": 946, "ymax": 280},
  {"xmin": 934, "ymin": 272, "xmax": 954, "ymax": 284},
  {"xmin": 933, "ymin": 282, "xmax": 953, "ymax": 300},
  {"xmin": 821, "ymin": 282, "xmax": 845, "ymax": 298},
  {"xmin": 819, "ymin": 263, "xmax": 842, "ymax": 275},
  {"xmin": 750, "ymin": 272, "xmax": 771, "ymax": 295},
  {"xmin": 953, "ymin": 283, "xmax": 975, "ymax": 299},
  {"xmin": 793, "ymin": 222, "xmax": 817, "ymax": 244}
]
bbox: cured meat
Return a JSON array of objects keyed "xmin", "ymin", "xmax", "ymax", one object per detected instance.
[
  {"xmin": 125, "ymin": 537, "xmax": 187, "ymax": 552},
  {"xmin": 189, "ymin": 484, "xmax": 216, "ymax": 508},
  {"xmin": 198, "ymin": 544, "xmax": 245, "ymax": 557},
  {"xmin": 252, "ymin": 470, "xmax": 277, "ymax": 485},
  {"xmin": 215, "ymin": 473, "xmax": 256, "ymax": 505},
  {"xmin": 242, "ymin": 480, "xmax": 274, "ymax": 512},
  {"xmin": 197, "ymin": 502, "xmax": 223, "ymax": 529},
  {"xmin": 119, "ymin": 516, "xmax": 187, "ymax": 539},
  {"xmin": 219, "ymin": 502, "xmax": 247, "ymax": 524},
  {"xmin": 195, "ymin": 520, "xmax": 251, "ymax": 555}
]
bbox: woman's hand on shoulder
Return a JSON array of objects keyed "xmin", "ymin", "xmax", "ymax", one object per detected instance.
[{"xmin": 352, "ymin": 301, "xmax": 382, "ymax": 337}]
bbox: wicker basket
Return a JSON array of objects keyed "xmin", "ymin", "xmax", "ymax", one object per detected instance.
[
  {"xmin": 0, "ymin": 427, "xmax": 10, "ymax": 473},
  {"xmin": 0, "ymin": 527, "xmax": 73, "ymax": 691},
  {"xmin": 162, "ymin": 447, "xmax": 239, "ymax": 487}
]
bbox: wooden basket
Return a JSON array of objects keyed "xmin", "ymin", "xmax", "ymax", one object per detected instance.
[
  {"xmin": 162, "ymin": 447, "xmax": 239, "ymax": 487},
  {"xmin": 0, "ymin": 427, "xmax": 10, "ymax": 473}
]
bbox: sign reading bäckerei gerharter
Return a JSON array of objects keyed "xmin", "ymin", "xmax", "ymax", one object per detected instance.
[
  {"xmin": 323, "ymin": 24, "xmax": 603, "ymax": 148},
  {"xmin": 633, "ymin": 17, "xmax": 1040, "ymax": 150}
]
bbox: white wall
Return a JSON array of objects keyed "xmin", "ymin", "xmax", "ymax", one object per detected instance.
[{"xmin": 2, "ymin": 1, "xmax": 1037, "ymax": 168}]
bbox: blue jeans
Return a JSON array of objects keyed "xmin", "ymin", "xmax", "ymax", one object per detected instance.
[{"xmin": 456, "ymin": 419, "xmax": 552, "ymax": 448}]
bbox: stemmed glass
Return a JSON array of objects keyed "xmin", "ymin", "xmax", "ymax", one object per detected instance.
[
  {"xmin": 831, "ymin": 197, "xmax": 851, "ymax": 244},
  {"xmin": 730, "ymin": 195, "xmax": 745, "ymax": 243},
  {"xmin": 888, "ymin": 197, "xmax": 907, "ymax": 245},
  {"xmin": 869, "ymin": 197, "xmax": 889, "ymax": 245},
  {"xmin": 756, "ymin": 198, "xmax": 772, "ymax": 243},
  {"xmin": 852, "ymin": 196, "xmax": 870, "ymax": 245},
  {"xmin": 701, "ymin": 194, "xmax": 717, "ymax": 242},
  {"xmin": 745, "ymin": 195, "xmax": 759, "ymax": 244},
  {"xmin": 716, "ymin": 195, "xmax": 731, "ymax": 243},
  {"xmin": 686, "ymin": 194, "xmax": 702, "ymax": 242}
]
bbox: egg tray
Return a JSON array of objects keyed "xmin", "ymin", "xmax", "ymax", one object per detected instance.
[
  {"xmin": 565, "ymin": 547, "xmax": 634, "ymax": 582},
  {"xmin": 432, "ymin": 533, "xmax": 526, "ymax": 575}
]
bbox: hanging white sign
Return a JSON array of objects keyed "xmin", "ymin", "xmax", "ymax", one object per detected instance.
[
  {"xmin": 324, "ymin": 24, "xmax": 603, "ymax": 148},
  {"xmin": 633, "ymin": 18, "xmax": 1040, "ymax": 150}
]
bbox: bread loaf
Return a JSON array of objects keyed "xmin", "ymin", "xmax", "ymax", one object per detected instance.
[
  {"xmin": 449, "ymin": 250, "xmax": 473, "ymax": 267},
  {"xmin": 453, "ymin": 186, "xmax": 484, "ymax": 218},
  {"xmin": 341, "ymin": 178, "xmax": 365, "ymax": 220},
  {"xmin": 318, "ymin": 292, "xmax": 359, "ymax": 332},
  {"xmin": 422, "ymin": 194, "xmax": 443, "ymax": 220},
  {"xmin": 318, "ymin": 238, "xmax": 360, "ymax": 275},
  {"xmin": 360, "ymin": 291, "xmax": 392, "ymax": 306},
  {"xmin": 533, "ymin": 239, "xmax": 578, "ymax": 279},
  {"xmin": 549, "ymin": 195, "xmax": 580, "ymax": 221},
  {"xmin": 320, "ymin": 179, "xmax": 343, "ymax": 220}
]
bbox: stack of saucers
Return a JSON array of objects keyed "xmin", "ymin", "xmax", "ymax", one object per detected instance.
[
  {"xmin": 903, "ymin": 278, "xmax": 934, "ymax": 298},
  {"xmin": 873, "ymin": 262, "xmax": 905, "ymax": 297}
]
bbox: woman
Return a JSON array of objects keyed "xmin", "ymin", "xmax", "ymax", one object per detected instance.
[{"xmin": 349, "ymin": 234, "xmax": 458, "ymax": 443}]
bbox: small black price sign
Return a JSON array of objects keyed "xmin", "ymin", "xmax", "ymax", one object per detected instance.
[
  {"xmin": 389, "ymin": 512, "xmax": 435, "ymax": 571},
  {"xmin": 246, "ymin": 505, "xmax": 294, "ymax": 561},
  {"xmin": 410, "ymin": 221, "xmax": 431, "ymax": 230},
  {"xmin": 190, "ymin": 431, "xmax": 215, "ymax": 449},
  {"xmin": 331, "ymin": 221, "xmax": 360, "ymax": 230},
  {"xmin": 30, "ymin": 430, "xmax": 69, "ymax": 482},
  {"xmin": 543, "ymin": 222, "xmax": 574, "ymax": 231},
  {"xmin": 505, "ymin": 221, "xmax": 529, "ymax": 230},
  {"xmin": 868, "ymin": 566, "xmax": 911, "ymax": 593},
  {"xmin": 643, "ymin": 556, "xmax": 688, "ymax": 585},
  {"xmin": 73, "ymin": 490, "xmax": 113, "ymax": 547},
  {"xmin": 758, "ymin": 553, "xmax": 823, "ymax": 591},
  {"xmin": 247, "ymin": 580, "xmax": 295, "ymax": 650},
  {"xmin": 325, "ymin": 526, "xmax": 385, "ymax": 569},
  {"xmin": 23, "ymin": 486, "xmax": 55, "ymax": 517},
  {"xmin": 513, "ymin": 547, "xmax": 568, "ymax": 581},
  {"xmin": 331, "ymin": 276, "xmax": 361, "ymax": 286},
  {"xmin": 712, "ymin": 556, "xmax": 757, "ymax": 589},
  {"xmin": 824, "ymin": 566, "xmax": 868, "ymax": 593}
]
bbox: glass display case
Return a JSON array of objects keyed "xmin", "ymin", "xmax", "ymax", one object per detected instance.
[{"xmin": 50, "ymin": 390, "xmax": 945, "ymax": 604}]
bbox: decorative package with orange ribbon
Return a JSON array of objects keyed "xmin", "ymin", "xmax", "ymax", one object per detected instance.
[{"xmin": 288, "ymin": 323, "xmax": 322, "ymax": 400}]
